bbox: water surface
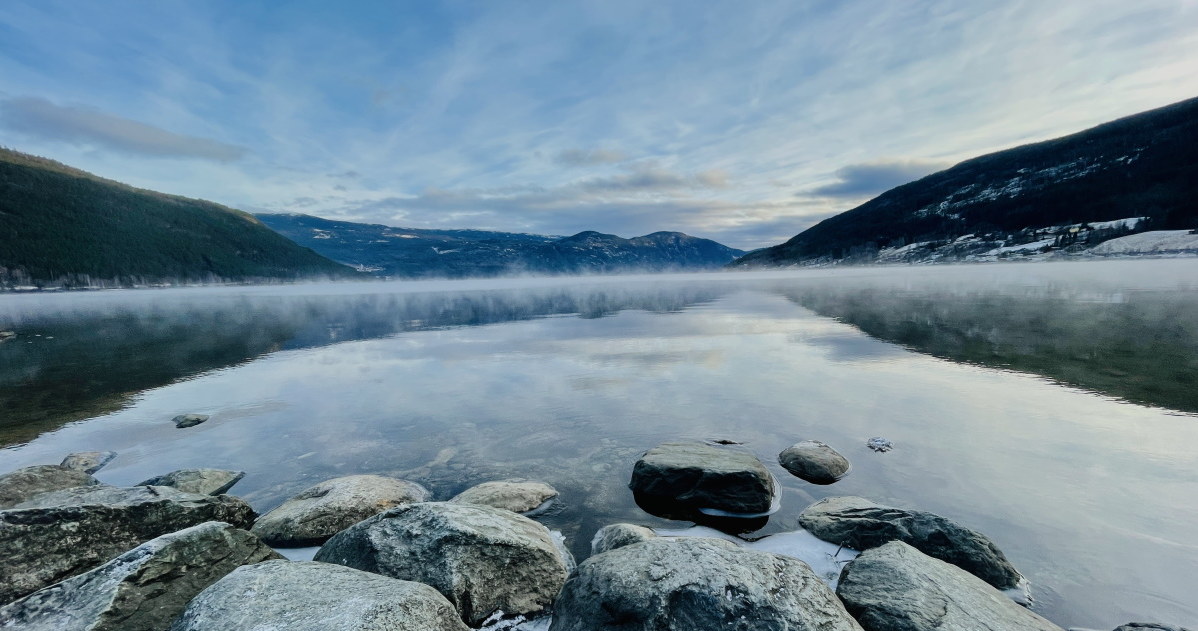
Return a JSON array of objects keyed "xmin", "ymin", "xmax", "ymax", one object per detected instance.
[{"xmin": 1, "ymin": 260, "xmax": 1196, "ymax": 628}]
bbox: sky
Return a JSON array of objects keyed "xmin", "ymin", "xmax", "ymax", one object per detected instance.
[{"xmin": 1, "ymin": 1, "xmax": 1197, "ymax": 250}]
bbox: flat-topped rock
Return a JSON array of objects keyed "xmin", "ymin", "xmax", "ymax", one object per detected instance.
[
  {"xmin": 590, "ymin": 523, "xmax": 656, "ymax": 554},
  {"xmin": 59, "ymin": 451, "xmax": 118, "ymax": 475},
  {"xmin": 550, "ymin": 537, "xmax": 863, "ymax": 631},
  {"xmin": 799, "ymin": 496, "xmax": 1022, "ymax": 589},
  {"xmin": 450, "ymin": 479, "xmax": 558, "ymax": 513},
  {"xmin": 138, "ymin": 468, "xmax": 245, "ymax": 495},
  {"xmin": 0, "ymin": 522, "xmax": 280, "ymax": 631},
  {"xmin": 629, "ymin": 441, "xmax": 776, "ymax": 515},
  {"xmin": 778, "ymin": 440, "xmax": 851, "ymax": 484},
  {"xmin": 170, "ymin": 560, "xmax": 469, "ymax": 631},
  {"xmin": 315, "ymin": 501, "xmax": 569, "ymax": 626},
  {"xmin": 172, "ymin": 414, "xmax": 209, "ymax": 428},
  {"xmin": 252, "ymin": 474, "xmax": 429, "ymax": 546},
  {"xmin": 836, "ymin": 541, "xmax": 1063, "ymax": 631},
  {"xmin": 0, "ymin": 465, "xmax": 99, "ymax": 509},
  {"xmin": 0, "ymin": 485, "xmax": 255, "ymax": 604}
]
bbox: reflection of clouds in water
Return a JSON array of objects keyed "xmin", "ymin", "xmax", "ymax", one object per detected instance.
[{"xmin": 790, "ymin": 332, "xmax": 910, "ymax": 363}]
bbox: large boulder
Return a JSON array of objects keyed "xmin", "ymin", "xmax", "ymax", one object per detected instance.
[
  {"xmin": 629, "ymin": 441, "xmax": 776, "ymax": 515},
  {"xmin": 138, "ymin": 468, "xmax": 245, "ymax": 495},
  {"xmin": 590, "ymin": 523, "xmax": 656, "ymax": 555},
  {"xmin": 252, "ymin": 474, "xmax": 429, "ymax": 546},
  {"xmin": 836, "ymin": 541, "xmax": 1063, "ymax": 631},
  {"xmin": 551, "ymin": 537, "xmax": 862, "ymax": 631},
  {"xmin": 0, "ymin": 521, "xmax": 280, "ymax": 631},
  {"xmin": 778, "ymin": 440, "xmax": 851, "ymax": 484},
  {"xmin": 315, "ymin": 501, "xmax": 568, "ymax": 626},
  {"xmin": 0, "ymin": 465, "xmax": 99, "ymax": 509},
  {"xmin": 799, "ymin": 496, "xmax": 1022, "ymax": 589},
  {"xmin": 0, "ymin": 485, "xmax": 255, "ymax": 603},
  {"xmin": 170, "ymin": 560, "xmax": 469, "ymax": 631},
  {"xmin": 60, "ymin": 451, "xmax": 118, "ymax": 475},
  {"xmin": 449, "ymin": 479, "xmax": 558, "ymax": 513}
]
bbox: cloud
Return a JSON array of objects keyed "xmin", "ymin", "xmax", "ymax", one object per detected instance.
[
  {"xmin": 807, "ymin": 159, "xmax": 949, "ymax": 198},
  {"xmin": 556, "ymin": 148, "xmax": 628, "ymax": 167},
  {"xmin": 0, "ymin": 97, "xmax": 246, "ymax": 162}
]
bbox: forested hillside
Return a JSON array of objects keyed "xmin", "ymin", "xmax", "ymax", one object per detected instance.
[{"xmin": 0, "ymin": 149, "xmax": 358, "ymax": 288}]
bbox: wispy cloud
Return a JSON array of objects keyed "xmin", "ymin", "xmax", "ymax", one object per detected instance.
[
  {"xmin": 556, "ymin": 148, "xmax": 627, "ymax": 167},
  {"xmin": 807, "ymin": 160, "xmax": 949, "ymax": 198},
  {"xmin": 0, "ymin": 97, "xmax": 246, "ymax": 162}
]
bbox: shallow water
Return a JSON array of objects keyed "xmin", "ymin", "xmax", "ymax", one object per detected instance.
[{"xmin": 1, "ymin": 260, "xmax": 1196, "ymax": 628}]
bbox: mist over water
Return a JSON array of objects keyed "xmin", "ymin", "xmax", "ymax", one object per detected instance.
[{"xmin": 1, "ymin": 259, "xmax": 1196, "ymax": 628}]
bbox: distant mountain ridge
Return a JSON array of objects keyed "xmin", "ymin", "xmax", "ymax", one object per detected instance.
[
  {"xmin": 256, "ymin": 213, "xmax": 745, "ymax": 278},
  {"xmin": 733, "ymin": 96, "xmax": 1198, "ymax": 267},
  {"xmin": 0, "ymin": 148, "xmax": 358, "ymax": 289}
]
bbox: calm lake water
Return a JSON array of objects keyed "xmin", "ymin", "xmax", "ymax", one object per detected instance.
[{"xmin": 2, "ymin": 260, "xmax": 1196, "ymax": 629}]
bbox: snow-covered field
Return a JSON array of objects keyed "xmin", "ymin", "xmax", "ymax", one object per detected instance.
[{"xmin": 1088, "ymin": 230, "xmax": 1198, "ymax": 255}]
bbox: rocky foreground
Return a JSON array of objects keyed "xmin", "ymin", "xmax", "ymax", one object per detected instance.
[{"xmin": 0, "ymin": 442, "xmax": 1189, "ymax": 631}]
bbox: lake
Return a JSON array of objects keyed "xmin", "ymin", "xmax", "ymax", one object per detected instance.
[{"xmin": 1, "ymin": 259, "xmax": 1196, "ymax": 629}]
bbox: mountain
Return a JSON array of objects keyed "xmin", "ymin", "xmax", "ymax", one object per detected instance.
[
  {"xmin": 255, "ymin": 213, "xmax": 745, "ymax": 278},
  {"xmin": 733, "ymin": 96, "xmax": 1198, "ymax": 267},
  {"xmin": 0, "ymin": 149, "xmax": 358, "ymax": 288}
]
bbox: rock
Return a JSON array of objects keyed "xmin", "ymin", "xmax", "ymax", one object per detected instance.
[
  {"xmin": 836, "ymin": 541, "xmax": 1063, "ymax": 631},
  {"xmin": 866, "ymin": 437, "xmax": 893, "ymax": 452},
  {"xmin": 172, "ymin": 414, "xmax": 208, "ymax": 428},
  {"xmin": 1113, "ymin": 625, "xmax": 1193, "ymax": 631},
  {"xmin": 449, "ymin": 479, "xmax": 558, "ymax": 513},
  {"xmin": 170, "ymin": 560, "xmax": 469, "ymax": 631},
  {"xmin": 59, "ymin": 451, "xmax": 118, "ymax": 474},
  {"xmin": 0, "ymin": 465, "xmax": 100, "ymax": 509},
  {"xmin": 590, "ymin": 523, "xmax": 656, "ymax": 555},
  {"xmin": 629, "ymin": 441, "xmax": 776, "ymax": 515},
  {"xmin": 0, "ymin": 485, "xmax": 255, "ymax": 604},
  {"xmin": 138, "ymin": 468, "xmax": 245, "ymax": 495},
  {"xmin": 0, "ymin": 331, "xmax": 15, "ymax": 343},
  {"xmin": 252, "ymin": 474, "xmax": 429, "ymax": 546},
  {"xmin": 0, "ymin": 522, "xmax": 280, "ymax": 631},
  {"xmin": 799, "ymin": 496, "xmax": 1022, "ymax": 589},
  {"xmin": 315, "ymin": 502, "xmax": 568, "ymax": 626},
  {"xmin": 550, "ymin": 537, "xmax": 863, "ymax": 631},
  {"xmin": 778, "ymin": 440, "xmax": 852, "ymax": 484}
]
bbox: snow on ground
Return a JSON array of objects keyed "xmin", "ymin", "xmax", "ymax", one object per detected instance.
[{"xmin": 1088, "ymin": 230, "xmax": 1198, "ymax": 255}]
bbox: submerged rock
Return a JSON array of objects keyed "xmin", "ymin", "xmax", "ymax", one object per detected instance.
[
  {"xmin": 59, "ymin": 451, "xmax": 118, "ymax": 475},
  {"xmin": 778, "ymin": 440, "xmax": 852, "ymax": 484},
  {"xmin": 0, "ymin": 465, "xmax": 99, "ymax": 509},
  {"xmin": 172, "ymin": 414, "xmax": 209, "ymax": 428},
  {"xmin": 450, "ymin": 479, "xmax": 558, "ymax": 514},
  {"xmin": 866, "ymin": 437, "xmax": 893, "ymax": 452},
  {"xmin": 138, "ymin": 468, "xmax": 245, "ymax": 495},
  {"xmin": 252, "ymin": 474, "xmax": 429, "ymax": 546},
  {"xmin": 550, "ymin": 537, "xmax": 863, "ymax": 631},
  {"xmin": 590, "ymin": 523, "xmax": 656, "ymax": 555},
  {"xmin": 0, "ymin": 521, "xmax": 280, "ymax": 631},
  {"xmin": 315, "ymin": 502, "xmax": 569, "ymax": 626},
  {"xmin": 799, "ymin": 496, "xmax": 1022, "ymax": 589},
  {"xmin": 0, "ymin": 485, "xmax": 255, "ymax": 604},
  {"xmin": 629, "ymin": 441, "xmax": 776, "ymax": 515},
  {"xmin": 170, "ymin": 560, "xmax": 469, "ymax": 631},
  {"xmin": 836, "ymin": 541, "xmax": 1062, "ymax": 631}
]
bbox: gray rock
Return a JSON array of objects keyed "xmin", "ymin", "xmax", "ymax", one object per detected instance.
[
  {"xmin": 550, "ymin": 537, "xmax": 863, "ymax": 631},
  {"xmin": 0, "ymin": 465, "xmax": 99, "ymax": 509},
  {"xmin": 779, "ymin": 440, "xmax": 852, "ymax": 484},
  {"xmin": 629, "ymin": 441, "xmax": 775, "ymax": 515},
  {"xmin": 170, "ymin": 560, "xmax": 469, "ymax": 631},
  {"xmin": 0, "ymin": 522, "xmax": 280, "ymax": 631},
  {"xmin": 590, "ymin": 523, "xmax": 656, "ymax": 555},
  {"xmin": 252, "ymin": 474, "xmax": 429, "ymax": 546},
  {"xmin": 799, "ymin": 496, "xmax": 1022, "ymax": 589},
  {"xmin": 866, "ymin": 437, "xmax": 893, "ymax": 452},
  {"xmin": 0, "ymin": 485, "xmax": 255, "ymax": 604},
  {"xmin": 315, "ymin": 501, "xmax": 568, "ymax": 626},
  {"xmin": 449, "ymin": 479, "xmax": 558, "ymax": 513},
  {"xmin": 59, "ymin": 451, "xmax": 118, "ymax": 475},
  {"xmin": 138, "ymin": 468, "xmax": 245, "ymax": 495},
  {"xmin": 836, "ymin": 541, "xmax": 1063, "ymax": 631},
  {"xmin": 172, "ymin": 413, "xmax": 209, "ymax": 428},
  {"xmin": 1113, "ymin": 625, "xmax": 1193, "ymax": 631}
]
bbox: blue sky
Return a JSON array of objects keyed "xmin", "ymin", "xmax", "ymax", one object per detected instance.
[{"xmin": 2, "ymin": 1, "xmax": 1196, "ymax": 249}]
